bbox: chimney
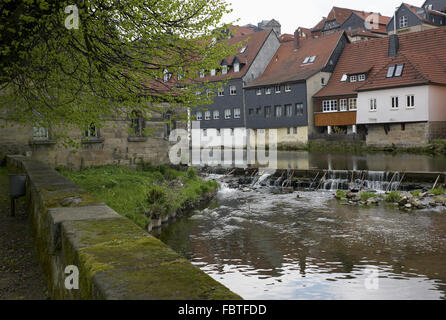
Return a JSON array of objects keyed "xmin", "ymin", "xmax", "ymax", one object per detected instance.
[
  {"xmin": 294, "ymin": 29, "xmax": 300, "ymax": 50},
  {"xmin": 388, "ymin": 34, "xmax": 399, "ymax": 57}
]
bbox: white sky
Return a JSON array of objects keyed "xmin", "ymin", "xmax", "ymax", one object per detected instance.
[{"xmin": 223, "ymin": 0, "xmax": 426, "ymax": 34}]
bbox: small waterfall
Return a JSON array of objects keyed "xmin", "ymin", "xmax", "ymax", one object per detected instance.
[
  {"xmin": 252, "ymin": 169, "xmax": 275, "ymax": 187},
  {"xmin": 320, "ymin": 170, "xmax": 401, "ymax": 192}
]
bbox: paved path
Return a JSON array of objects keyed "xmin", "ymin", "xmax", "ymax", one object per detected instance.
[{"xmin": 0, "ymin": 167, "xmax": 48, "ymax": 300}]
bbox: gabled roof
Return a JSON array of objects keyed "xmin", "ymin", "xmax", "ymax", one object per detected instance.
[
  {"xmin": 245, "ymin": 31, "xmax": 347, "ymax": 88},
  {"xmin": 197, "ymin": 30, "xmax": 272, "ymax": 82},
  {"xmin": 314, "ymin": 27, "xmax": 446, "ymax": 97},
  {"xmin": 312, "ymin": 6, "xmax": 390, "ymax": 33}
]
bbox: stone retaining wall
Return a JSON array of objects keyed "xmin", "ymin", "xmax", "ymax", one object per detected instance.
[{"xmin": 6, "ymin": 155, "xmax": 241, "ymax": 300}]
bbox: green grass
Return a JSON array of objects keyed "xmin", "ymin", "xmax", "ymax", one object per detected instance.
[
  {"xmin": 411, "ymin": 190, "xmax": 422, "ymax": 197},
  {"xmin": 58, "ymin": 165, "xmax": 219, "ymax": 229},
  {"xmin": 430, "ymin": 188, "xmax": 446, "ymax": 196},
  {"xmin": 360, "ymin": 191, "xmax": 376, "ymax": 201},
  {"xmin": 335, "ymin": 190, "xmax": 346, "ymax": 199},
  {"xmin": 386, "ymin": 191, "xmax": 402, "ymax": 203}
]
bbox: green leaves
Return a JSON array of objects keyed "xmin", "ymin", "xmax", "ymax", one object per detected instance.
[{"xmin": 0, "ymin": 0, "xmax": 239, "ymax": 143}]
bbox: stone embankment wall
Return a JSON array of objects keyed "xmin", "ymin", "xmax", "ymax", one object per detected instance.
[{"xmin": 6, "ymin": 155, "xmax": 241, "ymax": 300}]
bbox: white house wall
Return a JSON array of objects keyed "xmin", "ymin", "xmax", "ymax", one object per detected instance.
[{"xmin": 357, "ymin": 85, "xmax": 430, "ymax": 124}]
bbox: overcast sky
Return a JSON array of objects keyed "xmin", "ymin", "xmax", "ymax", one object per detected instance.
[{"xmin": 223, "ymin": 0, "xmax": 426, "ymax": 34}]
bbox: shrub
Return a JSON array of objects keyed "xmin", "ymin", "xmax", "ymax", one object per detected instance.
[
  {"xmin": 336, "ymin": 190, "xmax": 346, "ymax": 199},
  {"xmin": 386, "ymin": 191, "xmax": 402, "ymax": 203},
  {"xmin": 147, "ymin": 186, "xmax": 167, "ymax": 205},
  {"xmin": 360, "ymin": 191, "xmax": 375, "ymax": 201},
  {"xmin": 186, "ymin": 167, "xmax": 197, "ymax": 179},
  {"xmin": 411, "ymin": 190, "xmax": 422, "ymax": 197}
]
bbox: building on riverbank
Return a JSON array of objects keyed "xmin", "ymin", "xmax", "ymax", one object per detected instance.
[
  {"xmin": 314, "ymin": 27, "xmax": 446, "ymax": 147},
  {"xmin": 387, "ymin": 1, "xmax": 446, "ymax": 35},
  {"xmin": 311, "ymin": 6, "xmax": 390, "ymax": 42},
  {"xmin": 243, "ymin": 31, "xmax": 349, "ymax": 148}
]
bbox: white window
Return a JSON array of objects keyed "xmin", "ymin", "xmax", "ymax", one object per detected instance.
[
  {"xmin": 275, "ymin": 85, "xmax": 281, "ymax": 93},
  {"xmin": 309, "ymin": 56, "xmax": 316, "ymax": 63},
  {"xmin": 340, "ymin": 99, "xmax": 347, "ymax": 111},
  {"xmin": 213, "ymin": 110, "xmax": 220, "ymax": 120},
  {"xmin": 296, "ymin": 103, "xmax": 304, "ymax": 116},
  {"xmin": 163, "ymin": 69, "xmax": 170, "ymax": 82},
  {"xmin": 350, "ymin": 75, "xmax": 357, "ymax": 83},
  {"xmin": 293, "ymin": 127, "xmax": 298, "ymax": 134},
  {"xmin": 394, "ymin": 64, "xmax": 404, "ymax": 77},
  {"xmin": 391, "ymin": 96, "xmax": 399, "ymax": 109},
  {"xmin": 210, "ymin": 69, "xmax": 216, "ymax": 76},
  {"xmin": 234, "ymin": 108, "xmax": 241, "ymax": 119},
  {"xmin": 349, "ymin": 98, "xmax": 357, "ymax": 111},
  {"xmin": 387, "ymin": 65, "xmax": 396, "ymax": 78},
  {"xmin": 358, "ymin": 74, "xmax": 366, "ymax": 82},
  {"xmin": 400, "ymin": 16, "xmax": 408, "ymax": 28},
  {"xmin": 240, "ymin": 46, "xmax": 247, "ymax": 53},
  {"xmin": 199, "ymin": 69, "xmax": 205, "ymax": 78},
  {"xmin": 205, "ymin": 111, "xmax": 211, "ymax": 120},
  {"xmin": 285, "ymin": 104, "xmax": 293, "ymax": 117},
  {"xmin": 323, "ymin": 100, "xmax": 337, "ymax": 112},
  {"xmin": 406, "ymin": 95, "xmax": 415, "ymax": 108},
  {"xmin": 275, "ymin": 105, "xmax": 283, "ymax": 117},
  {"xmin": 303, "ymin": 57, "xmax": 310, "ymax": 64},
  {"xmin": 218, "ymin": 87, "xmax": 224, "ymax": 96},
  {"xmin": 222, "ymin": 65, "xmax": 228, "ymax": 75},
  {"xmin": 203, "ymin": 129, "xmax": 207, "ymax": 137},
  {"xmin": 196, "ymin": 112, "xmax": 203, "ymax": 121},
  {"xmin": 340, "ymin": 74, "xmax": 348, "ymax": 82},
  {"xmin": 234, "ymin": 62, "xmax": 240, "ymax": 73},
  {"xmin": 321, "ymin": 78, "xmax": 326, "ymax": 86},
  {"xmin": 33, "ymin": 126, "xmax": 49, "ymax": 140},
  {"xmin": 225, "ymin": 109, "xmax": 232, "ymax": 119},
  {"xmin": 265, "ymin": 88, "xmax": 271, "ymax": 95},
  {"xmin": 256, "ymin": 88, "xmax": 262, "ymax": 95},
  {"xmin": 230, "ymin": 85, "xmax": 237, "ymax": 96},
  {"xmin": 285, "ymin": 84, "xmax": 291, "ymax": 92},
  {"xmin": 370, "ymin": 98, "xmax": 377, "ymax": 112}
]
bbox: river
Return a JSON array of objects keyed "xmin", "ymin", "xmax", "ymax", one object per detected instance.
[{"xmin": 157, "ymin": 151, "xmax": 446, "ymax": 300}]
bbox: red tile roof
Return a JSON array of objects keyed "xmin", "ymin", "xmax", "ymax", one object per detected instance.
[
  {"xmin": 245, "ymin": 31, "xmax": 346, "ymax": 88},
  {"xmin": 228, "ymin": 25, "xmax": 256, "ymax": 37},
  {"xmin": 314, "ymin": 27, "xmax": 446, "ymax": 97},
  {"xmin": 312, "ymin": 6, "xmax": 390, "ymax": 34}
]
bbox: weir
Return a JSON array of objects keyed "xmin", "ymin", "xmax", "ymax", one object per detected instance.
[{"xmin": 206, "ymin": 168, "xmax": 446, "ymax": 192}]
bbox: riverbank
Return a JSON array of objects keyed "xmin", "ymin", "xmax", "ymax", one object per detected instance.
[
  {"xmin": 0, "ymin": 167, "xmax": 49, "ymax": 300},
  {"xmin": 278, "ymin": 139, "xmax": 446, "ymax": 156},
  {"xmin": 59, "ymin": 164, "xmax": 219, "ymax": 230}
]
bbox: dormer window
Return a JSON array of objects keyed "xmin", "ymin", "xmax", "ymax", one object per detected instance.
[
  {"xmin": 303, "ymin": 56, "xmax": 316, "ymax": 64},
  {"xmin": 210, "ymin": 69, "xmax": 216, "ymax": 76},
  {"xmin": 240, "ymin": 46, "xmax": 247, "ymax": 54},
  {"xmin": 163, "ymin": 69, "xmax": 171, "ymax": 82},
  {"xmin": 358, "ymin": 74, "xmax": 366, "ymax": 82},
  {"xmin": 340, "ymin": 74, "xmax": 348, "ymax": 82},
  {"xmin": 222, "ymin": 65, "xmax": 228, "ymax": 75},
  {"xmin": 275, "ymin": 85, "xmax": 281, "ymax": 93},
  {"xmin": 350, "ymin": 75, "xmax": 357, "ymax": 83},
  {"xmin": 234, "ymin": 62, "xmax": 240, "ymax": 73},
  {"xmin": 394, "ymin": 64, "xmax": 404, "ymax": 77}
]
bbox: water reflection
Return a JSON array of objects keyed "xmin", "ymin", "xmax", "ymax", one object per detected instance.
[
  {"xmin": 159, "ymin": 181, "xmax": 446, "ymax": 300},
  {"xmin": 191, "ymin": 150, "xmax": 446, "ymax": 172}
]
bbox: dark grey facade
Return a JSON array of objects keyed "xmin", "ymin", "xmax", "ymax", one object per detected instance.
[
  {"xmin": 423, "ymin": 0, "xmax": 446, "ymax": 11},
  {"xmin": 194, "ymin": 79, "xmax": 245, "ymax": 129},
  {"xmin": 244, "ymin": 83, "xmax": 308, "ymax": 129},
  {"xmin": 386, "ymin": 3, "xmax": 446, "ymax": 33}
]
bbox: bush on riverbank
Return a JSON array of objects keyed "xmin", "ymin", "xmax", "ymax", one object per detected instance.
[
  {"xmin": 59, "ymin": 165, "xmax": 219, "ymax": 229},
  {"xmin": 386, "ymin": 191, "xmax": 402, "ymax": 203}
]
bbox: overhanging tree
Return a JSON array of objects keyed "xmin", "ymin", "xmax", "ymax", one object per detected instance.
[{"xmin": 0, "ymin": 0, "xmax": 240, "ymax": 141}]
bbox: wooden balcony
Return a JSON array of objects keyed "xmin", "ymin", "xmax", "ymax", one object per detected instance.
[{"xmin": 315, "ymin": 111, "xmax": 357, "ymax": 127}]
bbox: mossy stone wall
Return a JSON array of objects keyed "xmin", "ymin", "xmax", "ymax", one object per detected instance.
[{"xmin": 6, "ymin": 155, "xmax": 241, "ymax": 300}]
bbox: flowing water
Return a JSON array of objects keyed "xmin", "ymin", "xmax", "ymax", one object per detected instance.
[{"xmin": 158, "ymin": 152, "xmax": 446, "ymax": 300}]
